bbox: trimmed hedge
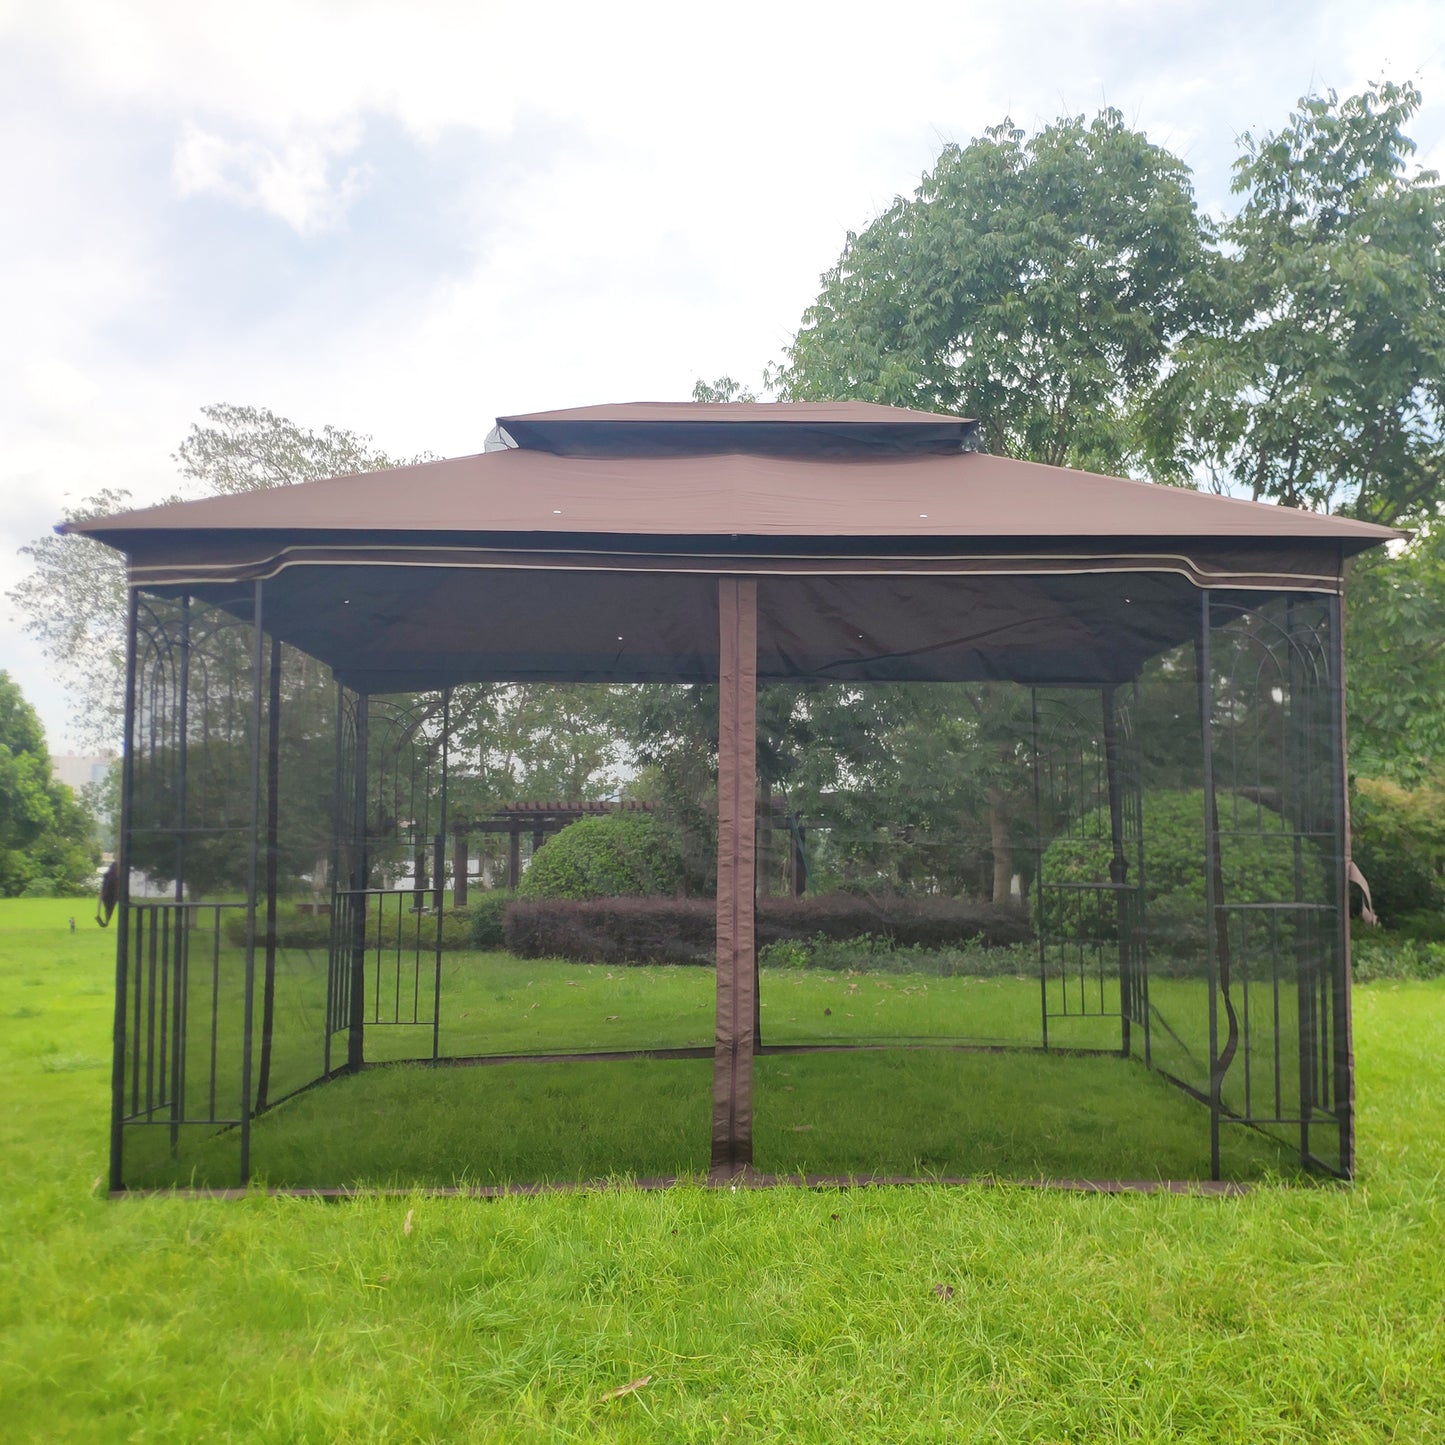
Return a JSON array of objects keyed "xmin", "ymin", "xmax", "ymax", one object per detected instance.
[
  {"xmin": 224, "ymin": 903, "xmax": 474, "ymax": 952},
  {"xmin": 503, "ymin": 892, "xmax": 1031, "ymax": 966},
  {"xmin": 506, "ymin": 896, "xmax": 714, "ymax": 965},
  {"xmin": 518, "ymin": 813, "xmax": 688, "ymax": 900}
]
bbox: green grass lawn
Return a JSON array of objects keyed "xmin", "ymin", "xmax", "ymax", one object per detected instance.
[{"xmin": 2, "ymin": 898, "xmax": 1442, "ymax": 1440}]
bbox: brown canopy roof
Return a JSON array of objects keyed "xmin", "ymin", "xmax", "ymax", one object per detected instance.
[
  {"xmin": 66, "ymin": 423, "xmax": 1395, "ymax": 556},
  {"xmin": 64, "ymin": 401, "xmax": 1398, "ymax": 690},
  {"xmin": 494, "ymin": 399, "xmax": 980, "ymax": 456}
]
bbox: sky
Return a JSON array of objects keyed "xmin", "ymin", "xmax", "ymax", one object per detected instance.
[{"xmin": 3, "ymin": 0, "xmax": 1444, "ymax": 753}]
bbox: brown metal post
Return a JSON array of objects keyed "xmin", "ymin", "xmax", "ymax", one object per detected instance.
[
  {"xmin": 711, "ymin": 578, "xmax": 758, "ymax": 1177},
  {"xmin": 1328, "ymin": 592, "xmax": 1355, "ymax": 1178},
  {"xmin": 256, "ymin": 635, "xmax": 282, "ymax": 1111},
  {"xmin": 1101, "ymin": 685, "xmax": 1131, "ymax": 1058},
  {"xmin": 507, "ymin": 827, "xmax": 521, "ymax": 889}
]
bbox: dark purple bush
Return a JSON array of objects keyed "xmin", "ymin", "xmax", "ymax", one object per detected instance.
[{"xmin": 502, "ymin": 892, "xmax": 1030, "ymax": 965}]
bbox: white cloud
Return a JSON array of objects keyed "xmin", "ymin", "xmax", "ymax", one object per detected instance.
[
  {"xmin": 18, "ymin": 358, "xmax": 99, "ymax": 418},
  {"xmin": 171, "ymin": 120, "xmax": 371, "ymax": 234}
]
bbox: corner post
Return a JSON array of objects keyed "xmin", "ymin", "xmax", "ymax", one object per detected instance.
[
  {"xmin": 711, "ymin": 578, "xmax": 758, "ymax": 1178},
  {"xmin": 1102, "ymin": 684, "xmax": 1131, "ymax": 1057},
  {"xmin": 109, "ymin": 588, "xmax": 141, "ymax": 1193},
  {"xmin": 347, "ymin": 694, "xmax": 370, "ymax": 1072},
  {"xmin": 238, "ymin": 581, "xmax": 265, "ymax": 1184},
  {"xmin": 1328, "ymin": 591, "xmax": 1355, "ymax": 1178}
]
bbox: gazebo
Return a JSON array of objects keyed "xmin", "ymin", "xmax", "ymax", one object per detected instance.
[{"xmin": 69, "ymin": 401, "xmax": 1396, "ymax": 1193}]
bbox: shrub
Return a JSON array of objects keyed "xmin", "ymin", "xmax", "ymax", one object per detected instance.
[
  {"xmin": 517, "ymin": 814, "xmax": 687, "ymax": 900},
  {"xmin": 1038, "ymin": 789, "xmax": 1314, "ymax": 943},
  {"xmin": 757, "ymin": 894, "xmax": 1031, "ymax": 949},
  {"xmin": 758, "ymin": 933, "xmax": 1038, "ymax": 978},
  {"xmin": 1350, "ymin": 776, "xmax": 1445, "ymax": 925},
  {"xmin": 1350, "ymin": 932, "xmax": 1445, "ymax": 982},
  {"xmin": 467, "ymin": 890, "xmax": 514, "ymax": 950},
  {"xmin": 505, "ymin": 896, "xmax": 715, "ymax": 965},
  {"xmin": 224, "ymin": 902, "xmax": 474, "ymax": 951},
  {"xmin": 504, "ymin": 892, "xmax": 1031, "ymax": 966}
]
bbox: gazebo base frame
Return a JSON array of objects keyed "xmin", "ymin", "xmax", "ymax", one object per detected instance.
[
  {"xmin": 110, "ymin": 1172, "xmax": 1253, "ymax": 1201},
  {"xmin": 117, "ymin": 1041, "xmax": 1321, "ymax": 1195}
]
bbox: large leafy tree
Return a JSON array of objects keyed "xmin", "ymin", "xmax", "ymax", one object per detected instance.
[
  {"xmin": 770, "ymin": 108, "xmax": 1214, "ymax": 475},
  {"xmin": 0, "ymin": 671, "xmax": 97, "ymax": 896},
  {"xmin": 1345, "ymin": 520, "xmax": 1445, "ymax": 785},
  {"xmin": 1167, "ymin": 81, "xmax": 1445, "ymax": 520}
]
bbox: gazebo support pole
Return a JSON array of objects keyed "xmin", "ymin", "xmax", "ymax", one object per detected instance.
[
  {"xmin": 711, "ymin": 578, "xmax": 758, "ymax": 1179},
  {"xmin": 1196, "ymin": 594, "xmax": 1236, "ymax": 1183},
  {"xmin": 255, "ymin": 636, "xmax": 282, "ymax": 1111},
  {"xmin": 1328, "ymin": 593, "xmax": 1355, "ymax": 1178},
  {"xmin": 109, "ymin": 588, "xmax": 141, "ymax": 1192},
  {"xmin": 238, "ymin": 581, "xmax": 265, "ymax": 1185},
  {"xmin": 347, "ymin": 696, "xmax": 369, "ymax": 1073},
  {"xmin": 432, "ymin": 688, "xmax": 451, "ymax": 1063},
  {"xmin": 1101, "ymin": 685, "xmax": 1131, "ymax": 1058}
]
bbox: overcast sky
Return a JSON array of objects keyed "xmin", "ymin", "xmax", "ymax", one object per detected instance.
[{"xmin": 3, "ymin": 0, "xmax": 1444, "ymax": 753}]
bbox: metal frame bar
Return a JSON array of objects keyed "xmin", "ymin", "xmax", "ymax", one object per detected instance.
[
  {"xmin": 1328, "ymin": 593, "xmax": 1355, "ymax": 1177},
  {"xmin": 238, "ymin": 580, "xmax": 265, "ymax": 1183},
  {"xmin": 108, "ymin": 588, "xmax": 141, "ymax": 1191},
  {"xmin": 432, "ymin": 688, "xmax": 451, "ymax": 1062},
  {"xmin": 255, "ymin": 635, "xmax": 282, "ymax": 1110},
  {"xmin": 1198, "ymin": 592, "xmax": 1224, "ymax": 1181},
  {"xmin": 1102, "ymin": 684, "xmax": 1131, "ymax": 1058},
  {"xmin": 348, "ymin": 694, "xmax": 369, "ymax": 1072}
]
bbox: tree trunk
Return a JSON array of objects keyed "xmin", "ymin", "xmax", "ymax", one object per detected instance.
[{"xmin": 989, "ymin": 786, "xmax": 1013, "ymax": 905}]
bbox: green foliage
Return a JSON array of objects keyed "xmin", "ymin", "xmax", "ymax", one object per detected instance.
[
  {"xmin": 1350, "ymin": 775, "xmax": 1445, "ymax": 921},
  {"xmin": 1039, "ymin": 790, "xmax": 1306, "ymax": 940},
  {"xmin": 1350, "ymin": 930, "xmax": 1445, "ymax": 981},
  {"xmin": 771, "ymin": 108, "xmax": 1213, "ymax": 475},
  {"xmin": 0, "ymin": 672, "xmax": 98, "ymax": 896},
  {"xmin": 447, "ymin": 683, "xmax": 631, "ymax": 831},
  {"xmin": 467, "ymin": 890, "xmax": 514, "ymax": 949},
  {"xmin": 1347, "ymin": 520, "xmax": 1445, "ymax": 783},
  {"xmin": 517, "ymin": 813, "xmax": 687, "ymax": 900},
  {"xmin": 691, "ymin": 376, "xmax": 759, "ymax": 403},
  {"xmin": 1166, "ymin": 81, "xmax": 1445, "ymax": 519},
  {"xmin": 757, "ymin": 934, "xmax": 1037, "ymax": 978},
  {"xmin": 223, "ymin": 902, "xmax": 476, "ymax": 952}
]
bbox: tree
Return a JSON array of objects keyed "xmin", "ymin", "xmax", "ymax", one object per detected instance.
[
  {"xmin": 692, "ymin": 376, "xmax": 759, "ymax": 403},
  {"xmin": 1345, "ymin": 519, "xmax": 1445, "ymax": 784},
  {"xmin": 9, "ymin": 405, "xmax": 419, "ymax": 746},
  {"xmin": 1166, "ymin": 81, "xmax": 1445, "ymax": 520},
  {"xmin": 0, "ymin": 671, "xmax": 97, "ymax": 896},
  {"xmin": 769, "ymin": 108, "xmax": 1214, "ymax": 476}
]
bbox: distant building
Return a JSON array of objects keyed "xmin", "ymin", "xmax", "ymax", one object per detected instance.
[{"xmin": 51, "ymin": 753, "xmax": 116, "ymax": 793}]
